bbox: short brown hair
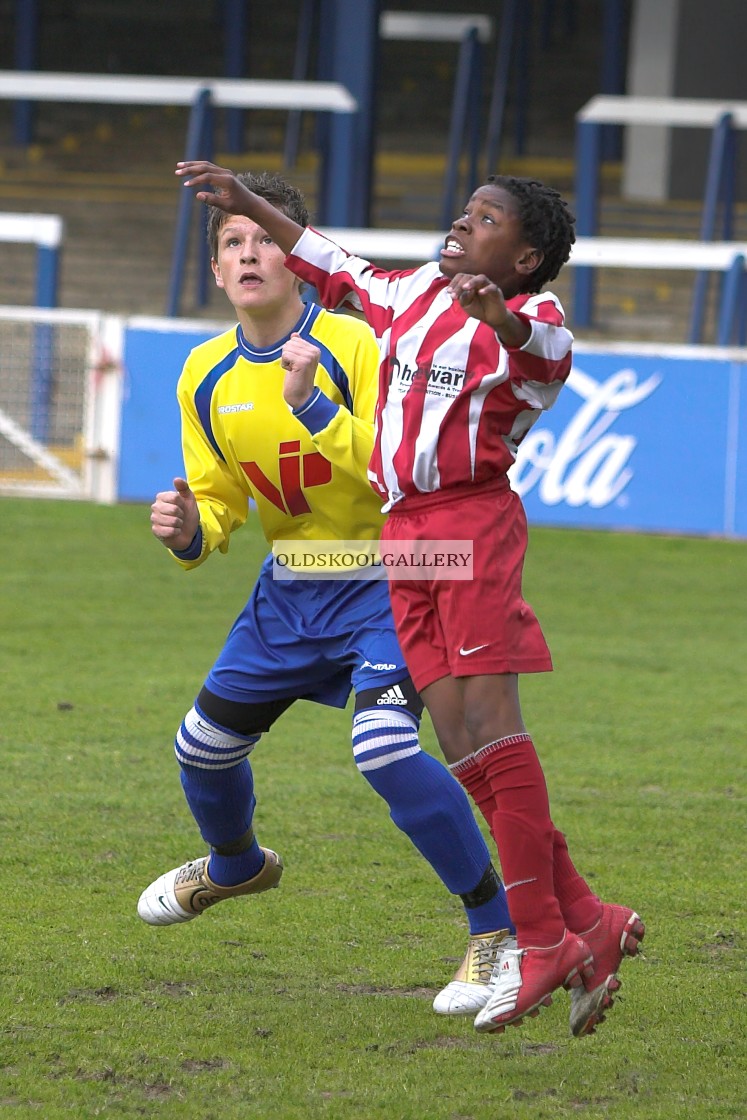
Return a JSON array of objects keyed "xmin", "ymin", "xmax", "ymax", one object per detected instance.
[{"xmin": 206, "ymin": 171, "xmax": 310, "ymax": 258}]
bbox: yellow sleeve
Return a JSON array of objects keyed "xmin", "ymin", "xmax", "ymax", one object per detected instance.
[
  {"xmin": 172, "ymin": 363, "xmax": 250, "ymax": 570},
  {"xmin": 303, "ymin": 317, "xmax": 379, "ymax": 484}
]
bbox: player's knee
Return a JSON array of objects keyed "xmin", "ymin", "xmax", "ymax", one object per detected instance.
[
  {"xmin": 175, "ymin": 705, "xmax": 261, "ymax": 770},
  {"xmin": 461, "ymin": 676, "xmax": 524, "ymax": 747},
  {"xmin": 351, "ymin": 707, "xmax": 420, "ymax": 775},
  {"xmin": 431, "ymin": 720, "xmax": 475, "ymax": 762}
]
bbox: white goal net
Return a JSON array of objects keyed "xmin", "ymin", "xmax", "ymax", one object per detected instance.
[{"xmin": 0, "ymin": 307, "xmax": 122, "ymax": 502}]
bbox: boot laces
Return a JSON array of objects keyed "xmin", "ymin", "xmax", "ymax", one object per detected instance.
[
  {"xmin": 174, "ymin": 859, "xmax": 207, "ymax": 888},
  {"xmin": 470, "ymin": 935, "xmax": 505, "ymax": 984}
]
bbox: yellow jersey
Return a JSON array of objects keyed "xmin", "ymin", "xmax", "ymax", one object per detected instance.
[{"xmin": 174, "ymin": 302, "xmax": 384, "ymax": 568}]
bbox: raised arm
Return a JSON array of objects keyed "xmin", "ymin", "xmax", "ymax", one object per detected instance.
[{"xmin": 176, "ymin": 160, "xmax": 304, "ymax": 254}]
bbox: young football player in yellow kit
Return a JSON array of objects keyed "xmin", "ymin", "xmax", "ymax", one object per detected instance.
[{"xmin": 137, "ymin": 171, "xmax": 515, "ymax": 1018}]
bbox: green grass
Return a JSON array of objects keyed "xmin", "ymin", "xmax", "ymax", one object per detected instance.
[{"xmin": 1, "ymin": 497, "xmax": 745, "ymax": 1119}]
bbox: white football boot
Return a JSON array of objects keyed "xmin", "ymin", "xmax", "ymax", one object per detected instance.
[
  {"xmin": 137, "ymin": 848, "xmax": 283, "ymax": 926},
  {"xmin": 433, "ymin": 929, "xmax": 516, "ymax": 1015}
]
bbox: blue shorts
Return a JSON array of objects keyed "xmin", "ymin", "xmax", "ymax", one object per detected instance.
[{"xmin": 206, "ymin": 555, "xmax": 409, "ymax": 708}]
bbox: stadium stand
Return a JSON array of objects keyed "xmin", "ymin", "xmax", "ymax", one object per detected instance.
[{"xmin": 0, "ymin": 0, "xmax": 746, "ymax": 342}]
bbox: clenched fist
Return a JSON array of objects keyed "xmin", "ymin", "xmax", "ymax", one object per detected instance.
[
  {"xmin": 151, "ymin": 477, "xmax": 200, "ymax": 551},
  {"xmin": 281, "ymin": 332, "xmax": 321, "ymax": 410}
]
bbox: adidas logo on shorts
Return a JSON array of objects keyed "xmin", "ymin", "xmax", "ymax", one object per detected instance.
[{"xmin": 377, "ymin": 684, "xmax": 408, "ymax": 706}]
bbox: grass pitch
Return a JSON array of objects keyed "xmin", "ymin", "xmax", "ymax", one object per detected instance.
[{"xmin": 1, "ymin": 497, "xmax": 745, "ymax": 1119}]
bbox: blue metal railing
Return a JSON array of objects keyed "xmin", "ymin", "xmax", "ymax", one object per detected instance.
[
  {"xmin": 716, "ymin": 253, "xmax": 746, "ymax": 345},
  {"xmin": 574, "ymin": 101, "xmax": 743, "ymax": 343},
  {"xmin": 166, "ymin": 89, "xmax": 214, "ymax": 318},
  {"xmin": 283, "ymin": 0, "xmax": 319, "ymax": 170},
  {"xmin": 689, "ymin": 112, "xmax": 739, "ymax": 343},
  {"xmin": 441, "ymin": 27, "xmax": 483, "ymax": 228},
  {"xmin": 484, "ymin": 0, "xmax": 520, "ymax": 175},
  {"xmin": 12, "ymin": 0, "xmax": 37, "ymax": 144},
  {"xmin": 221, "ymin": 0, "xmax": 249, "ymax": 153}
]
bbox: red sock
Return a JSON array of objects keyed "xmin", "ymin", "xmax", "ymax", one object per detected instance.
[
  {"xmin": 449, "ymin": 754, "xmax": 493, "ymax": 829},
  {"xmin": 453, "ymin": 735, "xmax": 564, "ymax": 947},
  {"xmin": 552, "ymin": 828, "xmax": 602, "ymax": 933}
]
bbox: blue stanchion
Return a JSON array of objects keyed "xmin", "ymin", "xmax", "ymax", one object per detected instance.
[
  {"xmin": 29, "ymin": 240, "xmax": 60, "ymax": 442},
  {"xmin": 284, "ymin": 0, "xmax": 317, "ymax": 168},
  {"xmin": 319, "ymin": 0, "xmax": 378, "ymax": 227},
  {"xmin": 441, "ymin": 28, "xmax": 482, "ymax": 229},
  {"xmin": 599, "ymin": 0, "xmax": 627, "ymax": 162},
  {"xmin": 572, "ymin": 119, "xmax": 601, "ymax": 327},
  {"xmin": 13, "ymin": 0, "xmax": 38, "ymax": 145},
  {"xmin": 689, "ymin": 113, "xmax": 736, "ymax": 343},
  {"xmin": 223, "ymin": 0, "xmax": 248, "ymax": 153},
  {"xmin": 716, "ymin": 254, "xmax": 745, "ymax": 346},
  {"xmin": 166, "ymin": 89, "xmax": 213, "ymax": 317},
  {"xmin": 512, "ymin": 1, "xmax": 531, "ymax": 157},
  {"xmin": 484, "ymin": 0, "xmax": 519, "ymax": 173}
]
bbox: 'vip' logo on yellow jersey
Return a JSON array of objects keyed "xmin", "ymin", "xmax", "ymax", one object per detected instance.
[{"xmin": 241, "ymin": 440, "xmax": 332, "ymax": 515}]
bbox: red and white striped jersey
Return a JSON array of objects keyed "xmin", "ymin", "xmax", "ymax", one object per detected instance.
[{"xmin": 287, "ymin": 227, "xmax": 574, "ymax": 509}]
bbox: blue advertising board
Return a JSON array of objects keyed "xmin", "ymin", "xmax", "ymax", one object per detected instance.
[
  {"xmin": 512, "ymin": 348, "xmax": 746, "ymax": 537},
  {"xmin": 117, "ymin": 326, "xmax": 747, "ymax": 539},
  {"xmin": 118, "ymin": 324, "xmax": 218, "ymax": 503}
]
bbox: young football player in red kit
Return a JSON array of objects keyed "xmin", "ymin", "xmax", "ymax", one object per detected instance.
[
  {"xmin": 175, "ymin": 159, "xmax": 645, "ymax": 1038},
  {"xmin": 139, "ymin": 170, "xmax": 517, "ymax": 1021}
]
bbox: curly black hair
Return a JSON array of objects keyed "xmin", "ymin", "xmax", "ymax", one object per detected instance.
[
  {"xmin": 206, "ymin": 171, "xmax": 310, "ymax": 259},
  {"xmin": 485, "ymin": 174, "xmax": 576, "ymax": 294}
]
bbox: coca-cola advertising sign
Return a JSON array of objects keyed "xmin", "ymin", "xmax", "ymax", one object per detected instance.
[
  {"xmin": 118, "ymin": 329, "xmax": 747, "ymax": 537},
  {"xmin": 511, "ymin": 351, "xmax": 747, "ymax": 537}
]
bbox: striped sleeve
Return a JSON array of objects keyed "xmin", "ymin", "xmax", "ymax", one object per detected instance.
[
  {"xmin": 286, "ymin": 227, "xmax": 406, "ymax": 339},
  {"xmin": 504, "ymin": 292, "xmax": 574, "ymax": 388}
]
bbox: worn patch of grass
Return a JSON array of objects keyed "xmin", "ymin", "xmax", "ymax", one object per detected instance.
[{"xmin": 1, "ymin": 498, "xmax": 745, "ymax": 1118}]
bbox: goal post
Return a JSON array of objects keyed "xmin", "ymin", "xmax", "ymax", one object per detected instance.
[{"xmin": 0, "ymin": 307, "xmax": 123, "ymax": 503}]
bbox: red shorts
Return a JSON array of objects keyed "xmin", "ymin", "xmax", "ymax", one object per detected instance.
[{"xmin": 381, "ymin": 478, "xmax": 552, "ymax": 692}]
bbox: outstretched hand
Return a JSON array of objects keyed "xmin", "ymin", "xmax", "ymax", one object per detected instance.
[
  {"xmin": 151, "ymin": 476, "xmax": 200, "ymax": 551},
  {"xmin": 176, "ymin": 160, "xmax": 303, "ymax": 255},
  {"xmin": 176, "ymin": 160, "xmax": 250, "ymax": 212}
]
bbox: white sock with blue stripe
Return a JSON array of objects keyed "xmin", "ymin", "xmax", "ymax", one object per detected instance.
[
  {"xmin": 176, "ymin": 704, "xmax": 264, "ymax": 885},
  {"xmin": 352, "ymin": 708, "xmax": 509, "ymax": 933}
]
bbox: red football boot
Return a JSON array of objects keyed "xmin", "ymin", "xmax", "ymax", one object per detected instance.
[
  {"xmin": 569, "ymin": 904, "xmax": 645, "ymax": 1037},
  {"xmin": 474, "ymin": 930, "xmax": 593, "ymax": 1034}
]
